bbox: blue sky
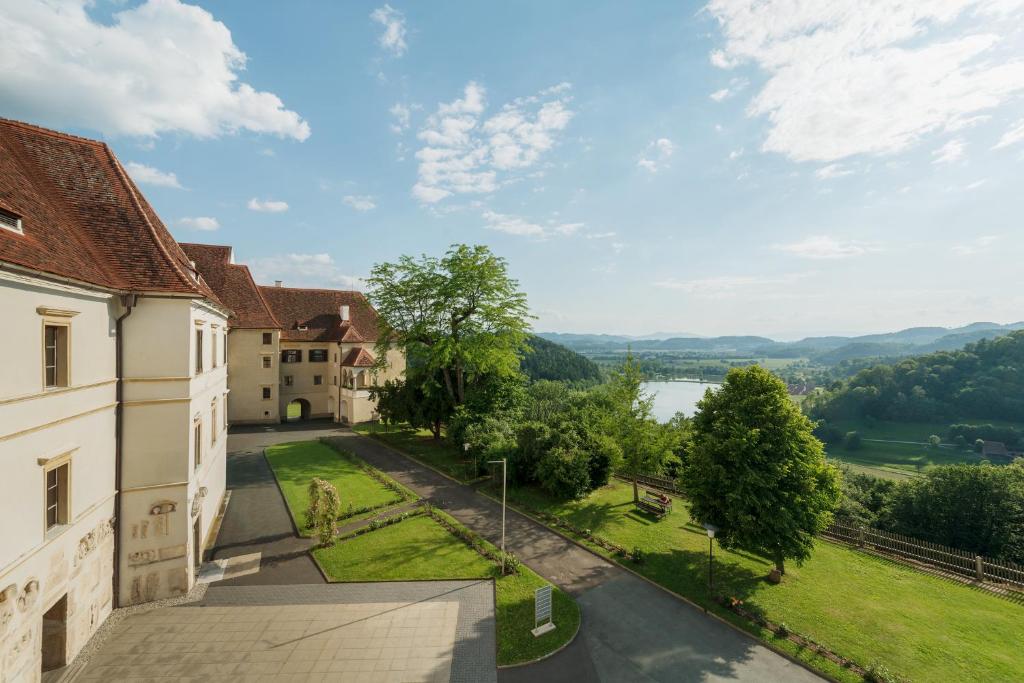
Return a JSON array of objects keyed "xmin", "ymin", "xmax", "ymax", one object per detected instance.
[{"xmin": 3, "ymin": 1, "xmax": 1024, "ymax": 339}]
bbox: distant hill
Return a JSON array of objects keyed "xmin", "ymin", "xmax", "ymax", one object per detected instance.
[
  {"xmin": 540, "ymin": 322, "xmax": 1024, "ymax": 365},
  {"xmin": 521, "ymin": 335, "xmax": 602, "ymax": 384},
  {"xmin": 806, "ymin": 330, "xmax": 1024, "ymax": 423}
]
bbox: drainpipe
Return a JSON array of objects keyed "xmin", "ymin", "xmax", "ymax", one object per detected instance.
[{"xmin": 112, "ymin": 293, "xmax": 138, "ymax": 609}]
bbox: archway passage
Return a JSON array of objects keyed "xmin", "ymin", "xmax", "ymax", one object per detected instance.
[{"xmin": 285, "ymin": 398, "xmax": 311, "ymax": 422}]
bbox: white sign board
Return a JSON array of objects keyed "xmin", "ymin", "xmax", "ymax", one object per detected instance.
[{"xmin": 532, "ymin": 584, "xmax": 556, "ymax": 637}]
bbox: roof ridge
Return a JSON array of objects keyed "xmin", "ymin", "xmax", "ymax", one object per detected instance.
[
  {"xmin": 104, "ymin": 147, "xmax": 203, "ymax": 296},
  {"xmin": 257, "ymin": 284, "xmax": 366, "ymax": 296},
  {"xmin": 0, "ymin": 117, "xmax": 108, "ymax": 148},
  {"xmin": 235, "ymin": 262, "xmax": 283, "ymax": 329}
]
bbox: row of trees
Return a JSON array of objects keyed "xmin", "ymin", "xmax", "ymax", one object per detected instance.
[
  {"xmin": 839, "ymin": 462, "xmax": 1024, "ymax": 563},
  {"xmin": 805, "ymin": 331, "xmax": 1024, "ymax": 423}
]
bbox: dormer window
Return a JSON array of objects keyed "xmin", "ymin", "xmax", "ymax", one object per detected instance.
[
  {"xmin": 297, "ymin": 324, "xmax": 309, "ymax": 331},
  {"xmin": 0, "ymin": 209, "xmax": 23, "ymax": 235}
]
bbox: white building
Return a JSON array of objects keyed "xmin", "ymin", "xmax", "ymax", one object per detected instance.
[{"xmin": 0, "ymin": 119, "xmax": 229, "ymax": 681}]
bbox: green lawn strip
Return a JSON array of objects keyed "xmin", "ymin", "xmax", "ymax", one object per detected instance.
[
  {"xmin": 828, "ymin": 418, "xmax": 1024, "ymax": 444},
  {"xmin": 353, "ymin": 422, "xmax": 477, "ymax": 482},
  {"xmin": 500, "ymin": 480, "xmax": 1023, "ymax": 682},
  {"xmin": 826, "ymin": 439, "xmax": 982, "ymax": 476},
  {"xmin": 265, "ymin": 440, "xmax": 409, "ymax": 535},
  {"xmin": 286, "ymin": 402, "xmax": 301, "ymax": 419},
  {"xmin": 313, "ymin": 512, "xmax": 580, "ymax": 666}
]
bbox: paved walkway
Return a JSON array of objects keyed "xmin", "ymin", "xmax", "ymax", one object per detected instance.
[
  {"xmin": 77, "ymin": 581, "xmax": 495, "ymax": 682},
  {"xmin": 227, "ymin": 425, "xmax": 821, "ymax": 683}
]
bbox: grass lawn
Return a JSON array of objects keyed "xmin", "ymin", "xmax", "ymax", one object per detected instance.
[
  {"xmin": 503, "ymin": 479, "xmax": 1023, "ymax": 682},
  {"xmin": 313, "ymin": 513, "xmax": 580, "ymax": 666},
  {"xmin": 826, "ymin": 441, "xmax": 983, "ymax": 480},
  {"xmin": 354, "ymin": 422, "xmax": 477, "ymax": 482},
  {"xmin": 265, "ymin": 440, "xmax": 407, "ymax": 534},
  {"xmin": 286, "ymin": 401, "xmax": 301, "ymax": 419}
]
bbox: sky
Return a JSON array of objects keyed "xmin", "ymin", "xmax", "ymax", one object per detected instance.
[{"xmin": 2, "ymin": 0, "xmax": 1024, "ymax": 340}]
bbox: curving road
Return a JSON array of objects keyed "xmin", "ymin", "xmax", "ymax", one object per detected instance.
[{"xmin": 227, "ymin": 423, "xmax": 822, "ymax": 683}]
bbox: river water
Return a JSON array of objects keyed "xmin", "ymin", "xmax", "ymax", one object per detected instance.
[{"xmin": 643, "ymin": 380, "xmax": 722, "ymax": 422}]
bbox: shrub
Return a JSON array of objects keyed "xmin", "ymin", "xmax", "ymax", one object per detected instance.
[
  {"xmin": 536, "ymin": 445, "xmax": 591, "ymax": 499},
  {"xmin": 928, "ymin": 434, "xmax": 941, "ymax": 449},
  {"xmin": 813, "ymin": 422, "xmax": 844, "ymax": 445},
  {"xmin": 632, "ymin": 546, "xmax": 645, "ymax": 565},
  {"xmin": 845, "ymin": 431, "xmax": 863, "ymax": 450},
  {"xmin": 305, "ymin": 478, "xmax": 341, "ymax": 546}
]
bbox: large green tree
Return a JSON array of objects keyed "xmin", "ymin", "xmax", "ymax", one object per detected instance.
[
  {"xmin": 682, "ymin": 366, "xmax": 841, "ymax": 576},
  {"xmin": 367, "ymin": 244, "xmax": 531, "ymax": 406}
]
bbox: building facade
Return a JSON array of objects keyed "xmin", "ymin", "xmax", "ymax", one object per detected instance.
[
  {"xmin": 181, "ymin": 245, "xmax": 406, "ymax": 426},
  {"xmin": 0, "ymin": 119, "xmax": 229, "ymax": 681}
]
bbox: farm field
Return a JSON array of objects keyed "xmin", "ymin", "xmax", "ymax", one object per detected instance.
[{"xmin": 501, "ymin": 479, "xmax": 1023, "ymax": 682}]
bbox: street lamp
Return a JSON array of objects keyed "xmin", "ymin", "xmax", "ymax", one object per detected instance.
[
  {"xmin": 702, "ymin": 522, "xmax": 718, "ymax": 596},
  {"xmin": 488, "ymin": 458, "xmax": 508, "ymax": 575}
]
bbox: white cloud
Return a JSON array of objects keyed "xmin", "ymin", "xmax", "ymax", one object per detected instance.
[
  {"xmin": 0, "ymin": 0, "xmax": 309, "ymax": 141},
  {"xmin": 342, "ymin": 195, "xmax": 376, "ymax": 212},
  {"xmin": 653, "ymin": 273, "xmax": 806, "ymax": 297},
  {"xmin": 585, "ymin": 231, "xmax": 617, "ymax": 239},
  {"xmin": 965, "ymin": 178, "xmax": 988, "ymax": 189},
  {"xmin": 993, "ymin": 118, "xmax": 1024, "ymax": 149},
  {"xmin": 248, "ymin": 252, "xmax": 364, "ymax": 290},
  {"xmin": 389, "ymin": 103, "xmax": 411, "ymax": 133},
  {"xmin": 178, "ymin": 216, "xmax": 219, "ymax": 231},
  {"xmin": 481, "ymin": 211, "xmax": 582, "ymax": 239},
  {"xmin": 710, "ymin": 89, "xmax": 731, "ymax": 102},
  {"xmin": 125, "ymin": 161, "xmax": 183, "ymax": 189},
  {"xmin": 774, "ymin": 235, "xmax": 880, "ymax": 259},
  {"xmin": 707, "ymin": 0, "xmax": 1024, "ymax": 162},
  {"xmin": 728, "ymin": 148, "xmax": 744, "ymax": 160},
  {"xmin": 370, "ymin": 4, "xmax": 407, "ymax": 57},
  {"xmin": 247, "ymin": 198, "xmax": 289, "ymax": 213},
  {"xmin": 637, "ymin": 138, "xmax": 675, "ymax": 173},
  {"xmin": 814, "ymin": 163, "xmax": 853, "ymax": 180},
  {"xmin": 952, "ymin": 234, "xmax": 998, "ymax": 255},
  {"xmin": 933, "ymin": 138, "xmax": 966, "ymax": 164},
  {"xmin": 413, "ymin": 82, "xmax": 574, "ymax": 203}
]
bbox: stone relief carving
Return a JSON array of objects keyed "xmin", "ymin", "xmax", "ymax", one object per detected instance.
[
  {"xmin": 16, "ymin": 580, "xmax": 39, "ymax": 614},
  {"xmin": 0, "ymin": 584, "xmax": 16, "ymax": 637},
  {"xmin": 149, "ymin": 500, "xmax": 176, "ymax": 537},
  {"xmin": 190, "ymin": 487, "xmax": 208, "ymax": 517}
]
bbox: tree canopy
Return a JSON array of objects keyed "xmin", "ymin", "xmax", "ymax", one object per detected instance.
[
  {"xmin": 367, "ymin": 244, "xmax": 531, "ymax": 406},
  {"xmin": 521, "ymin": 335, "xmax": 602, "ymax": 384},
  {"xmin": 682, "ymin": 366, "xmax": 841, "ymax": 575}
]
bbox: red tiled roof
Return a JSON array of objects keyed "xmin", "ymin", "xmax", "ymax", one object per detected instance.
[
  {"xmin": 257, "ymin": 286, "xmax": 379, "ymax": 342},
  {"xmin": 0, "ymin": 118, "xmax": 220, "ymax": 303},
  {"xmin": 341, "ymin": 347, "xmax": 376, "ymax": 367},
  {"xmin": 180, "ymin": 243, "xmax": 281, "ymax": 329}
]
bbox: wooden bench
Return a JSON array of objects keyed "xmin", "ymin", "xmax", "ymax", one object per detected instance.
[{"xmin": 636, "ymin": 490, "xmax": 672, "ymax": 518}]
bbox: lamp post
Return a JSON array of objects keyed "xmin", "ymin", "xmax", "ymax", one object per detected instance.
[
  {"xmin": 702, "ymin": 522, "xmax": 718, "ymax": 596},
  {"xmin": 488, "ymin": 458, "xmax": 508, "ymax": 575}
]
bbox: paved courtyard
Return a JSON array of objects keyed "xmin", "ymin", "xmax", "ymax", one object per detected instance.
[{"xmin": 76, "ymin": 581, "xmax": 496, "ymax": 682}]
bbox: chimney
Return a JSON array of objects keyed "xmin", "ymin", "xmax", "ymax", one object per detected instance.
[
  {"xmin": 340, "ymin": 305, "xmax": 350, "ymax": 322},
  {"xmin": 274, "ymin": 280, "xmax": 283, "ymax": 288}
]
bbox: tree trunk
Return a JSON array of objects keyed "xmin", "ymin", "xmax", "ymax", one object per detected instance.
[
  {"xmin": 432, "ymin": 419, "xmax": 442, "ymax": 440},
  {"xmin": 633, "ymin": 475, "xmax": 639, "ymax": 504},
  {"xmin": 455, "ymin": 362, "xmax": 465, "ymax": 405},
  {"xmin": 441, "ymin": 367, "xmax": 457, "ymax": 405},
  {"xmin": 774, "ymin": 554, "xmax": 785, "ymax": 576}
]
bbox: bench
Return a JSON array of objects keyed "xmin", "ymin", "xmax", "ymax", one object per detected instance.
[{"xmin": 636, "ymin": 490, "xmax": 672, "ymax": 518}]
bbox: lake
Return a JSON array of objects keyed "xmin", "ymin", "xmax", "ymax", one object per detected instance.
[{"xmin": 643, "ymin": 380, "xmax": 721, "ymax": 422}]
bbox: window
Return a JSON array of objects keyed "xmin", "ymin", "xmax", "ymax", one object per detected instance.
[
  {"xmin": 211, "ymin": 402, "xmax": 218, "ymax": 444},
  {"xmin": 313, "ymin": 375, "xmax": 323, "ymax": 386},
  {"xmin": 195, "ymin": 329, "xmax": 204, "ymax": 374},
  {"xmin": 284, "ymin": 375, "xmax": 294, "ymax": 387},
  {"xmin": 261, "ymin": 355, "xmax": 272, "ymax": 369},
  {"xmin": 43, "ymin": 324, "xmax": 69, "ymax": 388},
  {"xmin": 309, "ymin": 349, "xmax": 328, "ymax": 362},
  {"xmin": 333, "ymin": 353, "xmax": 338, "ymax": 363},
  {"xmin": 262, "ymin": 332, "xmax": 272, "ymax": 345},
  {"xmin": 211, "ymin": 333, "xmax": 218, "ymax": 369},
  {"xmin": 281, "ymin": 349, "xmax": 302, "ymax": 363},
  {"xmin": 0, "ymin": 208, "xmax": 22, "ymax": 235},
  {"xmin": 333, "ymin": 375, "xmax": 337, "ymax": 386},
  {"xmin": 262, "ymin": 386, "xmax": 272, "ymax": 400},
  {"xmin": 45, "ymin": 462, "xmax": 69, "ymax": 530},
  {"xmin": 193, "ymin": 419, "xmax": 202, "ymax": 469}
]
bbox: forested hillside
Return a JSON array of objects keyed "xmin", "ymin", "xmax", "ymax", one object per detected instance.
[
  {"xmin": 521, "ymin": 335, "xmax": 602, "ymax": 384},
  {"xmin": 806, "ymin": 331, "xmax": 1024, "ymax": 422}
]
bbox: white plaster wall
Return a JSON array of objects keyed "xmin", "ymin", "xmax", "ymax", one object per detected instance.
[
  {"xmin": 279, "ymin": 341, "xmax": 335, "ymax": 418},
  {"xmin": 0, "ymin": 273, "xmax": 117, "ymax": 682}
]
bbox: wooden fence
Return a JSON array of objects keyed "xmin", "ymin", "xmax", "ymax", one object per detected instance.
[
  {"xmin": 613, "ymin": 472, "xmax": 683, "ymax": 495},
  {"xmin": 823, "ymin": 518, "xmax": 1024, "ymax": 590}
]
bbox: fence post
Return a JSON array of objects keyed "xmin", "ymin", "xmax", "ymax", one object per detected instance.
[
  {"xmin": 975, "ymin": 555, "xmax": 984, "ymax": 581},
  {"xmin": 857, "ymin": 526, "xmax": 865, "ymax": 548}
]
